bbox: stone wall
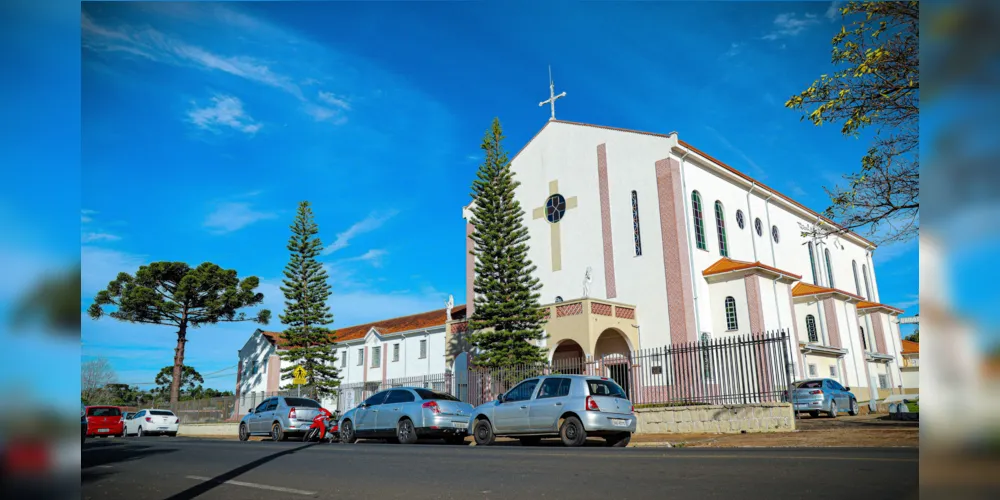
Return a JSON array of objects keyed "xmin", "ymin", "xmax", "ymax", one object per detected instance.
[
  {"xmin": 634, "ymin": 403, "xmax": 795, "ymax": 434},
  {"xmin": 177, "ymin": 423, "xmax": 239, "ymax": 437}
]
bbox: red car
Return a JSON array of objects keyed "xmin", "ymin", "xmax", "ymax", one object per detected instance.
[{"xmin": 85, "ymin": 406, "xmax": 124, "ymax": 438}]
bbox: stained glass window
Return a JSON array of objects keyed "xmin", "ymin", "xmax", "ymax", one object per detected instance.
[
  {"xmin": 825, "ymin": 248, "xmax": 835, "ymax": 287},
  {"xmin": 736, "ymin": 209, "xmax": 745, "ymax": 229},
  {"xmin": 725, "ymin": 297, "xmax": 738, "ymax": 331},
  {"xmin": 715, "ymin": 201, "xmax": 729, "ymax": 257},
  {"xmin": 631, "ymin": 190, "xmax": 642, "ymax": 256},
  {"xmin": 545, "ymin": 194, "xmax": 567, "ymax": 223},
  {"xmin": 806, "ymin": 315, "xmax": 819, "ymax": 343},
  {"xmin": 771, "ymin": 225, "xmax": 779, "ymax": 244},
  {"xmin": 852, "ymin": 260, "xmax": 861, "ymax": 296},
  {"xmin": 754, "ymin": 217, "xmax": 763, "ymax": 237},
  {"xmin": 808, "ymin": 242, "xmax": 818, "ymax": 285},
  {"xmin": 692, "ymin": 191, "xmax": 706, "ymax": 250}
]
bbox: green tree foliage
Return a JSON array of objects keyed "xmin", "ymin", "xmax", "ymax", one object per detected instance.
[
  {"xmin": 467, "ymin": 118, "xmax": 548, "ymax": 367},
  {"xmin": 904, "ymin": 330, "xmax": 918, "ymax": 343},
  {"xmin": 278, "ymin": 201, "xmax": 340, "ymax": 399},
  {"xmin": 88, "ymin": 262, "xmax": 271, "ymax": 404},
  {"xmin": 154, "ymin": 365, "xmax": 204, "ymax": 395},
  {"xmin": 786, "ymin": 1, "xmax": 918, "ymax": 243}
]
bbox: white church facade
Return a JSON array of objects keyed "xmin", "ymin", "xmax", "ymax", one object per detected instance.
[{"xmin": 458, "ymin": 119, "xmax": 907, "ymax": 403}]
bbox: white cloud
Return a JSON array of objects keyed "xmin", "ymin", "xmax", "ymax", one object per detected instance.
[
  {"xmin": 762, "ymin": 12, "xmax": 821, "ymax": 41},
  {"xmin": 323, "ymin": 210, "xmax": 399, "ymax": 255},
  {"xmin": 203, "ymin": 202, "xmax": 278, "ymax": 234},
  {"xmin": 81, "ymin": 246, "xmax": 146, "ymax": 296},
  {"xmin": 81, "ymin": 209, "xmax": 97, "ymax": 223},
  {"xmin": 304, "ymin": 103, "xmax": 348, "ymax": 125},
  {"xmin": 703, "ymin": 126, "xmax": 768, "ymax": 179},
  {"xmin": 187, "ymin": 95, "xmax": 262, "ymax": 134},
  {"xmin": 317, "ymin": 91, "xmax": 351, "ymax": 110},
  {"xmin": 82, "ymin": 232, "xmax": 122, "ymax": 243},
  {"xmin": 825, "ymin": 1, "xmax": 844, "ymax": 21},
  {"xmin": 724, "ymin": 42, "xmax": 744, "ymax": 58},
  {"xmin": 336, "ymin": 249, "xmax": 388, "ymax": 268}
]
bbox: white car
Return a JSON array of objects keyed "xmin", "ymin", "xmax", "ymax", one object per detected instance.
[{"xmin": 124, "ymin": 409, "xmax": 180, "ymax": 437}]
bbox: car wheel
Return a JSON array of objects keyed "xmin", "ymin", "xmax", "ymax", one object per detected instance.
[
  {"xmin": 271, "ymin": 423, "xmax": 285, "ymax": 441},
  {"xmin": 137, "ymin": 426, "xmax": 144, "ymax": 438},
  {"xmin": 239, "ymin": 424, "xmax": 249, "ymax": 442},
  {"xmin": 340, "ymin": 420, "xmax": 357, "ymax": 444},
  {"xmin": 605, "ymin": 432, "xmax": 631, "ymax": 448},
  {"xmin": 519, "ymin": 437, "xmax": 541, "ymax": 446},
  {"xmin": 396, "ymin": 419, "xmax": 418, "ymax": 445},
  {"xmin": 848, "ymin": 399, "xmax": 859, "ymax": 416},
  {"xmin": 828, "ymin": 400, "xmax": 838, "ymax": 418},
  {"xmin": 473, "ymin": 418, "xmax": 495, "ymax": 446},
  {"xmin": 559, "ymin": 416, "xmax": 587, "ymax": 447}
]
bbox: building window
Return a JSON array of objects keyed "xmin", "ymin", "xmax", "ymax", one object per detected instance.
[
  {"xmin": 808, "ymin": 364, "xmax": 818, "ymax": 377},
  {"xmin": 771, "ymin": 225, "xmax": 780, "ymax": 244},
  {"xmin": 724, "ymin": 297, "xmax": 738, "ymax": 331},
  {"xmin": 545, "ymin": 194, "xmax": 567, "ymax": 223},
  {"xmin": 878, "ymin": 374, "xmax": 888, "ymax": 389},
  {"xmin": 372, "ymin": 346, "xmax": 381, "ymax": 368},
  {"xmin": 824, "ymin": 248, "xmax": 835, "ymax": 287},
  {"xmin": 419, "ymin": 339, "xmax": 428, "ymax": 359},
  {"xmin": 806, "ymin": 315, "xmax": 819, "ymax": 343},
  {"xmin": 357, "ymin": 348, "xmax": 364, "ymax": 366},
  {"xmin": 701, "ymin": 332, "xmax": 713, "ymax": 380},
  {"xmin": 631, "ymin": 190, "xmax": 642, "ymax": 256},
  {"xmin": 251, "ymin": 361, "xmax": 258, "ymax": 375},
  {"xmin": 860, "ymin": 326, "xmax": 867, "ymax": 350},
  {"xmin": 736, "ymin": 209, "xmax": 745, "ymax": 229},
  {"xmin": 829, "ymin": 365, "xmax": 838, "ymax": 378},
  {"xmin": 393, "ymin": 343, "xmax": 400, "ymax": 362},
  {"xmin": 808, "ymin": 242, "xmax": 818, "ymax": 285},
  {"xmin": 862, "ymin": 264, "xmax": 873, "ymax": 300},
  {"xmin": 714, "ymin": 201, "xmax": 729, "ymax": 257},
  {"xmin": 755, "ymin": 217, "xmax": 763, "ymax": 237},
  {"xmin": 691, "ymin": 191, "xmax": 706, "ymax": 250},
  {"xmin": 852, "ymin": 260, "xmax": 862, "ymax": 296},
  {"xmin": 341, "ymin": 352, "xmax": 347, "ymax": 368}
]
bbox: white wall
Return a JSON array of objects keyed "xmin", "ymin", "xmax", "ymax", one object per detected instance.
[
  {"xmin": 329, "ymin": 327, "xmax": 448, "ymax": 385},
  {"xmin": 706, "ymin": 278, "xmax": 749, "ymax": 338},
  {"xmin": 237, "ymin": 330, "xmax": 276, "ymax": 396}
]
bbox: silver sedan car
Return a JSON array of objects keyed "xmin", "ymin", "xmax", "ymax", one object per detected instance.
[
  {"xmin": 239, "ymin": 396, "xmax": 325, "ymax": 441},
  {"xmin": 339, "ymin": 387, "xmax": 474, "ymax": 445},
  {"xmin": 790, "ymin": 378, "xmax": 860, "ymax": 417},
  {"xmin": 470, "ymin": 375, "xmax": 636, "ymax": 447}
]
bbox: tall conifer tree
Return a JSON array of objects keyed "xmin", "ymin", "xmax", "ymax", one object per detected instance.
[
  {"xmin": 279, "ymin": 201, "xmax": 340, "ymax": 398},
  {"xmin": 467, "ymin": 118, "xmax": 547, "ymax": 367}
]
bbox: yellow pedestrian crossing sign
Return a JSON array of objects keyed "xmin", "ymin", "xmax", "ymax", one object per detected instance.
[{"xmin": 293, "ymin": 366, "xmax": 308, "ymax": 385}]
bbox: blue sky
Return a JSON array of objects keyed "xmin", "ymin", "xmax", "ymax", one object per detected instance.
[{"xmin": 72, "ymin": 1, "xmax": 919, "ymax": 391}]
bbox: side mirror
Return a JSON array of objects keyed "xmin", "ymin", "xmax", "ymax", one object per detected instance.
[
  {"xmin": 844, "ymin": 387, "xmax": 851, "ymax": 392},
  {"xmin": 496, "ymin": 394, "xmax": 504, "ymax": 403},
  {"xmin": 248, "ymin": 408, "xmax": 255, "ymax": 414}
]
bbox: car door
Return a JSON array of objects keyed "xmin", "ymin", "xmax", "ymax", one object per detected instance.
[
  {"xmin": 493, "ymin": 379, "xmax": 539, "ymax": 434},
  {"xmin": 250, "ymin": 399, "xmax": 272, "ymax": 433},
  {"xmin": 356, "ymin": 391, "xmax": 389, "ymax": 435},
  {"xmin": 379, "ymin": 389, "xmax": 415, "ymax": 433},
  {"xmin": 129, "ymin": 410, "xmax": 144, "ymax": 435},
  {"xmin": 830, "ymin": 380, "xmax": 850, "ymax": 408},
  {"xmin": 528, "ymin": 377, "xmax": 571, "ymax": 433}
]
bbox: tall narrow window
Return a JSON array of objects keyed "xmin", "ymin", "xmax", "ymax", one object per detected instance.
[
  {"xmin": 631, "ymin": 190, "xmax": 642, "ymax": 256},
  {"xmin": 691, "ymin": 191, "xmax": 706, "ymax": 250},
  {"xmin": 372, "ymin": 346, "xmax": 381, "ymax": 368},
  {"xmin": 824, "ymin": 248, "xmax": 835, "ymax": 287},
  {"xmin": 725, "ymin": 296, "xmax": 738, "ymax": 331},
  {"xmin": 862, "ymin": 264, "xmax": 872, "ymax": 300},
  {"xmin": 808, "ymin": 242, "xmax": 818, "ymax": 285},
  {"xmin": 393, "ymin": 343, "xmax": 400, "ymax": 362},
  {"xmin": 859, "ymin": 326, "xmax": 868, "ymax": 351},
  {"xmin": 419, "ymin": 339, "xmax": 428, "ymax": 359},
  {"xmin": 852, "ymin": 260, "xmax": 861, "ymax": 296},
  {"xmin": 341, "ymin": 352, "xmax": 347, "ymax": 368},
  {"xmin": 357, "ymin": 348, "xmax": 364, "ymax": 366},
  {"xmin": 806, "ymin": 315, "xmax": 818, "ymax": 343},
  {"xmin": 701, "ymin": 332, "xmax": 713, "ymax": 380},
  {"xmin": 714, "ymin": 201, "xmax": 729, "ymax": 257}
]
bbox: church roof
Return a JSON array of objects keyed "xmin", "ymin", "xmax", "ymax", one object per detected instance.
[
  {"xmin": 513, "ymin": 119, "xmax": 877, "ymax": 249},
  {"xmin": 791, "ymin": 282, "xmax": 866, "ymax": 302},
  {"xmin": 702, "ymin": 257, "xmax": 802, "ymax": 281},
  {"xmin": 901, "ymin": 339, "xmax": 919, "ymax": 354},
  {"xmin": 856, "ymin": 300, "xmax": 905, "ymax": 315},
  {"xmin": 259, "ymin": 304, "xmax": 467, "ymax": 348}
]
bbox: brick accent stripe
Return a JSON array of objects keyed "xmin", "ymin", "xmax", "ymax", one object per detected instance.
[
  {"xmin": 872, "ymin": 312, "xmax": 887, "ymax": 354},
  {"xmin": 382, "ymin": 345, "xmax": 388, "ymax": 383},
  {"xmin": 655, "ymin": 158, "xmax": 697, "ymax": 344},
  {"xmin": 556, "ymin": 302, "xmax": 583, "ymax": 317},
  {"xmin": 596, "ymin": 143, "xmax": 617, "ymax": 299},
  {"xmin": 363, "ymin": 346, "xmax": 369, "ymax": 383},
  {"xmin": 591, "ymin": 302, "xmax": 612, "ymax": 316},
  {"xmin": 823, "ymin": 298, "xmax": 842, "ymax": 348},
  {"xmin": 466, "ymin": 220, "xmax": 475, "ymax": 318},
  {"xmin": 615, "ymin": 306, "xmax": 635, "ymax": 320},
  {"xmin": 744, "ymin": 274, "xmax": 764, "ymax": 333}
]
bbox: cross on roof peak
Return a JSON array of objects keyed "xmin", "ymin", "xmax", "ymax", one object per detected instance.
[{"xmin": 539, "ymin": 65, "xmax": 567, "ymax": 121}]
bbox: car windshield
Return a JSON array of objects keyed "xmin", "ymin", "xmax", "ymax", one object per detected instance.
[
  {"xmin": 413, "ymin": 389, "xmax": 460, "ymax": 402},
  {"xmin": 284, "ymin": 398, "xmax": 321, "ymax": 408},
  {"xmin": 88, "ymin": 407, "xmax": 121, "ymax": 417},
  {"xmin": 796, "ymin": 381, "xmax": 823, "ymax": 389},
  {"xmin": 586, "ymin": 379, "xmax": 627, "ymax": 398},
  {"xmin": 150, "ymin": 410, "xmax": 174, "ymax": 416}
]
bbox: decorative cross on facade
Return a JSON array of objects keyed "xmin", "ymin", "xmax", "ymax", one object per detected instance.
[
  {"xmin": 532, "ymin": 179, "xmax": 578, "ymax": 272},
  {"xmin": 538, "ymin": 65, "xmax": 566, "ymax": 121}
]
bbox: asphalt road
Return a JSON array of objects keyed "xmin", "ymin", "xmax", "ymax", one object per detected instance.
[{"xmin": 82, "ymin": 437, "xmax": 918, "ymax": 500}]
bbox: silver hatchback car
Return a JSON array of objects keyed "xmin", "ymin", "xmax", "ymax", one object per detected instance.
[
  {"xmin": 471, "ymin": 375, "xmax": 636, "ymax": 447},
  {"xmin": 339, "ymin": 387, "xmax": 474, "ymax": 445},
  {"xmin": 239, "ymin": 396, "xmax": 325, "ymax": 441}
]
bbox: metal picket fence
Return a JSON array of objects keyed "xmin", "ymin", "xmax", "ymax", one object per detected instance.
[{"xmin": 335, "ymin": 373, "xmax": 451, "ymax": 411}]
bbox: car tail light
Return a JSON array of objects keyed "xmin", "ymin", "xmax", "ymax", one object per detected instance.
[
  {"xmin": 585, "ymin": 396, "xmax": 600, "ymax": 412},
  {"xmin": 809, "ymin": 390, "xmax": 823, "ymax": 395},
  {"xmin": 175, "ymin": 418, "xmax": 180, "ymax": 424},
  {"xmin": 630, "ymin": 404, "xmax": 635, "ymax": 413},
  {"xmin": 422, "ymin": 401, "xmax": 440, "ymax": 414},
  {"xmin": 289, "ymin": 408, "xmax": 297, "ymax": 420},
  {"xmin": 145, "ymin": 417, "xmax": 151, "ymax": 422}
]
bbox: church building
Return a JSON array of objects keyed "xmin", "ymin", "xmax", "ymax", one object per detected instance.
[{"xmin": 453, "ymin": 118, "xmax": 907, "ymax": 404}]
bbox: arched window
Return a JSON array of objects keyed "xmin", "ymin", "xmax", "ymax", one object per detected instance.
[
  {"xmin": 806, "ymin": 315, "xmax": 818, "ymax": 343},
  {"xmin": 808, "ymin": 242, "xmax": 819, "ymax": 285},
  {"xmin": 862, "ymin": 264, "xmax": 872, "ymax": 300},
  {"xmin": 852, "ymin": 260, "xmax": 861, "ymax": 296},
  {"xmin": 736, "ymin": 209, "xmax": 745, "ymax": 229},
  {"xmin": 859, "ymin": 326, "xmax": 868, "ymax": 351},
  {"xmin": 714, "ymin": 201, "xmax": 729, "ymax": 257},
  {"xmin": 824, "ymin": 248, "xmax": 835, "ymax": 287},
  {"xmin": 691, "ymin": 191, "xmax": 706, "ymax": 250},
  {"xmin": 631, "ymin": 191, "xmax": 642, "ymax": 256},
  {"xmin": 725, "ymin": 296, "xmax": 738, "ymax": 331}
]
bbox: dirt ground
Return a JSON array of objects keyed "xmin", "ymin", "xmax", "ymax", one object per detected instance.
[{"xmin": 631, "ymin": 413, "xmax": 918, "ymax": 448}]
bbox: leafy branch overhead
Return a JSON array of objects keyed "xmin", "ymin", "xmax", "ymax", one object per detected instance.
[{"xmin": 786, "ymin": 1, "xmax": 918, "ymax": 244}]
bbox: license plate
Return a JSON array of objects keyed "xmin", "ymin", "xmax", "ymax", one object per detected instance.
[
  {"xmin": 453, "ymin": 422, "xmax": 468, "ymax": 429},
  {"xmin": 98, "ymin": 428, "xmax": 109, "ymax": 433},
  {"xmin": 610, "ymin": 419, "xmax": 628, "ymax": 428},
  {"xmin": 158, "ymin": 427, "xmax": 169, "ymax": 430}
]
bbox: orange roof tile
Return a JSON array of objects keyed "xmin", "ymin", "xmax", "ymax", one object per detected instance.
[
  {"xmin": 260, "ymin": 305, "xmax": 466, "ymax": 348},
  {"xmin": 856, "ymin": 301, "xmax": 905, "ymax": 315},
  {"xmin": 901, "ymin": 339, "xmax": 919, "ymax": 354},
  {"xmin": 792, "ymin": 282, "xmax": 866, "ymax": 302},
  {"xmin": 702, "ymin": 257, "xmax": 802, "ymax": 280}
]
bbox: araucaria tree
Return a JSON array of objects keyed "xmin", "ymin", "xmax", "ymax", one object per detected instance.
[
  {"xmin": 89, "ymin": 263, "xmax": 271, "ymax": 404},
  {"xmin": 786, "ymin": 1, "xmax": 918, "ymax": 244},
  {"xmin": 278, "ymin": 201, "xmax": 340, "ymax": 399},
  {"xmin": 467, "ymin": 118, "xmax": 548, "ymax": 367}
]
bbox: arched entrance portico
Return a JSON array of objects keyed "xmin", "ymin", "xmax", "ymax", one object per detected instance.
[
  {"xmin": 594, "ymin": 328, "xmax": 633, "ymax": 396},
  {"xmin": 551, "ymin": 339, "xmax": 586, "ymax": 374}
]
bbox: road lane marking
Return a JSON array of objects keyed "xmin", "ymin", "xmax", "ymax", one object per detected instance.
[{"xmin": 184, "ymin": 475, "xmax": 317, "ymax": 495}]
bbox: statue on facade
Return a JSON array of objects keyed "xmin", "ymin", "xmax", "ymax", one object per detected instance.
[
  {"xmin": 583, "ymin": 267, "xmax": 593, "ymax": 298},
  {"xmin": 446, "ymin": 294, "xmax": 454, "ymax": 321}
]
